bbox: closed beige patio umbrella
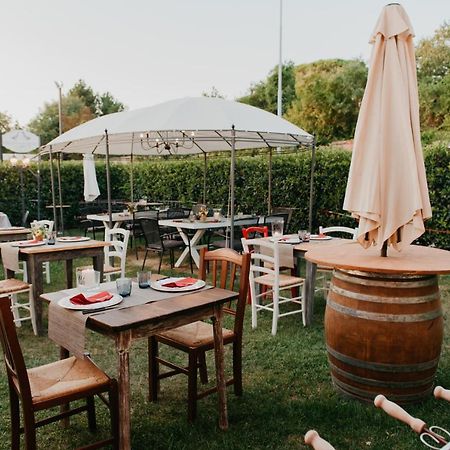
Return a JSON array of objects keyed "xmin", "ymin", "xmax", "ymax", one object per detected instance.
[{"xmin": 343, "ymin": 3, "xmax": 431, "ymax": 256}]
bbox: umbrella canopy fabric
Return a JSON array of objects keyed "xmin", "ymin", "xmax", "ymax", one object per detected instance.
[
  {"xmin": 82, "ymin": 154, "xmax": 100, "ymax": 202},
  {"xmin": 40, "ymin": 97, "xmax": 312, "ymax": 155},
  {"xmin": 2, "ymin": 129, "xmax": 40, "ymax": 153},
  {"xmin": 343, "ymin": 3, "xmax": 431, "ymax": 252}
]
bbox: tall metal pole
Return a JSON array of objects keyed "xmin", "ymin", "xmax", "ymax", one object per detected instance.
[
  {"xmin": 203, "ymin": 153, "xmax": 207, "ymax": 205},
  {"xmin": 308, "ymin": 137, "xmax": 316, "ymax": 232},
  {"xmin": 48, "ymin": 146, "xmax": 58, "ymax": 233},
  {"xmin": 268, "ymin": 148, "xmax": 273, "ymax": 214},
  {"xmin": 55, "ymin": 81, "xmax": 63, "ymax": 135},
  {"xmin": 37, "ymin": 155, "xmax": 41, "ymax": 220},
  {"xmin": 0, "ymin": 133, "xmax": 3, "ymax": 162},
  {"xmin": 19, "ymin": 167, "xmax": 25, "ymax": 220},
  {"xmin": 105, "ymin": 130, "xmax": 113, "ymax": 229},
  {"xmin": 277, "ymin": 0, "xmax": 283, "ymax": 118},
  {"xmin": 229, "ymin": 126, "xmax": 236, "ymax": 248},
  {"xmin": 56, "ymin": 154, "xmax": 64, "ymax": 234}
]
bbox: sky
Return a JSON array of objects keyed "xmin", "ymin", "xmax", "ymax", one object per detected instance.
[{"xmin": 1, "ymin": 0, "xmax": 449, "ymax": 127}]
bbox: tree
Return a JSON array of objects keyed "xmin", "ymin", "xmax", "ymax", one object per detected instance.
[
  {"xmin": 28, "ymin": 80, "xmax": 126, "ymax": 144},
  {"xmin": 416, "ymin": 23, "xmax": 450, "ymax": 129},
  {"xmin": 0, "ymin": 112, "xmax": 13, "ymax": 133},
  {"xmin": 238, "ymin": 62, "xmax": 296, "ymax": 115},
  {"xmin": 202, "ymin": 86, "xmax": 225, "ymax": 98},
  {"xmin": 285, "ymin": 59, "xmax": 367, "ymax": 144}
]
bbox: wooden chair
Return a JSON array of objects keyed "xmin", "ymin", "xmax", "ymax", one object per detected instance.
[
  {"xmin": 148, "ymin": 247, "xmax": 251, "ymax": 422},
  {"xmin": 242, "ymin": 237, "xmax": 305, "ymax": 335},
  {"xmin": 241, "ymin": 226, "xmax": 269, "ymax": 239},
  {"xmin": 316, "ymin": 226, "xmax": 358, "ymax": 296},
  {"xmin": 0, "ymin": 296, "xmax": 119, "ymax": 449}
]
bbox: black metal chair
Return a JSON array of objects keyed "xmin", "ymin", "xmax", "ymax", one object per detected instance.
[
  {"xmin": 129, "ymin": 210, "xmax": 158, "ymax": 259},
  {"xmin": 140, "ymin": 218, "xmax": 188, "ymax": 273}
]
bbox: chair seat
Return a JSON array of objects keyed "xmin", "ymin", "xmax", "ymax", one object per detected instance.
[
  {"xmin": 211, "ymin": 239, "xmax": 243, "ymax": 252},
  {"xmin": 104, "ymin": 264, "xmax": 121, "ymax": 274},
  {"xmin": 163, "ymin": 239, "xmax": 185, "ymax": 250},
  {"xmin": 317, "ymin": 265, "xmax": 333, "ymax": 272},
  {"xmin": 158, "ymin": 321, "xmax": 234, "ymax": 347},
  {"xmin": 0, "ymin": 278, "xmax": 30, "ymax": 294},
  {"xmin": 254, "ymin": 273, "xmax": 304, "ymax": 288},
  {"xmin": 21, "ymin": 356, "xmax": 110, "ymax": 407}
]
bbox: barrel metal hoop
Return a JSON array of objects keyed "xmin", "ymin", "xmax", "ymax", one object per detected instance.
[
  {"xmin": 334, "ymin": 269, "xmax": 437, "ymax": 283},
  {"xmin": 329, "ymin": 362, "xmax": 435, "ymax": 388},
  {"xmin": 331, "ymin": 375, "xmax": 434, "ymax": 403},
  {"xmin": 334, "ymin": 270, "xmax": 437, "ymax": 288},
  {"xmin": 330, "ymin": 284, "xmax": 440, "ymax": 304},
  {"xmin": 327, "ymin": 345, "xmax": 440, "ymax": 372},
  {"xmin": 327, "ymin": 299, "xmax": 442, "ymax": 322}
]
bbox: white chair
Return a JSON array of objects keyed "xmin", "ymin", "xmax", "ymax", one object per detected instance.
[
  {"xmin": 316, "ymin": 225, "xmax": 358, "ymax": 295},
  {"xmin": 242, "ymin": 237, "xmax": 305, "ymax": 335},
  {"xmin": 0, "ymin": 279, "xmax": 37, "ymax": 335},
  {"xmin": 22, "ymin": 220, "xmax": 54, "ymax": 284},
  {"xmin": 103, "ymin": 227, "xmax": 130, "ymax": 281}
]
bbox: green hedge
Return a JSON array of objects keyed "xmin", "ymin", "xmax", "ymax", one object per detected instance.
[{"xmin": 0, "ymin": 145, "xmax": 448, "ymax": 248}]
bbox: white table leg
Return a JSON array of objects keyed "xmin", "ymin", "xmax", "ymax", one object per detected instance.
[{"xmin": 174, "ymin": 229, "xmax": 206, "ymax": 268}]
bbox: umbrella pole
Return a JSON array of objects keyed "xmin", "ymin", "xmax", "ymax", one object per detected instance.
[
  {"xmin": 130, "ymin": 150, "xmax": 134, "ymax": 204},
  {"xmin": 229, "ymin": 126, "xmax": 236, "ymax": 249},
  {"xmin": 37, "ymin": 154, "xmax": 41, "ymax": 220},
  {"xmin": 268, "ymin": 147, "xmax": 272, "ymax": 214},
  {"xmin": 203, "ymin": 153, "xmax": 207, "ymax": 205},
  {"xmin": 48, "ymin": 146, "xmax": 58, "ymax": 233},
  {"xmin": 105, "ymin": 130, "xmax": 113, "ymax": 229},
  {"xmin": 56, "ymin": 153, "xmax": 64, "ymax": 234},
  {"xmin": 308, "ymin": 136, "xmax": 316, "ymax": 232}
]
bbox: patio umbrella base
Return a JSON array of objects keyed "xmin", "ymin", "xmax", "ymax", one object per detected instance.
[{"xmin": 305, "ymin": 243, "xmax": 450, "ymax": 404}]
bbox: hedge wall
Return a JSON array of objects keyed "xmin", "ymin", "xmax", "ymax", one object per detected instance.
[{"xmin": 0, "ymin": 144, "xmax": 448, "ymax": 248}]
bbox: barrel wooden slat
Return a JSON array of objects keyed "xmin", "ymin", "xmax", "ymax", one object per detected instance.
[{"xmin": 325, "ymin": 269, "xmax": 443, "ymax": 404}]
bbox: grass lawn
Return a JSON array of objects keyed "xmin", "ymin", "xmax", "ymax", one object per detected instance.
[{"xmin": 0, "ymin": 234, "xmax": 449, "ymax": 449}]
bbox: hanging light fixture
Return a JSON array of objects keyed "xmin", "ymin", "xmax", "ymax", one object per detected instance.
[{"xmin": 139, "ymin": 130, "xmax": 196, "ymax": 154}]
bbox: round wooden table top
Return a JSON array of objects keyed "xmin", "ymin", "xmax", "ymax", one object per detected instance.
[{"xmin": 305, "ymin": 241, "xmax": 450, "ymax": 275}]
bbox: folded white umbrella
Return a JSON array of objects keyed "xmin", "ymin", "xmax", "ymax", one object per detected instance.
[
  {"xmin": 343, "ymin": 4, "xmax": 431, "ymax": 255},
  {"xmin": 83, "ymin": 154, "xmax": 100, "ymax": 202}
]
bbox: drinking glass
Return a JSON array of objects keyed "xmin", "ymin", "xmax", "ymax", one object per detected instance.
[
  {"xmin": 116, "ymin": 277, "xmax": 132, "ymax": 297},
  {"xmin": 137, "ymin": 271, "xmax": 151, "ymax": 288},
  {"xmin": 298, "ymin": 230, "xmax": 308, "ymax": 242},
  {"xmin": 76, "ymin": 268, "xmax": 100, "ymax": 290},
  {"xmin": 271, "ymin": 218, "xmax": 284, "ymax": 237}
]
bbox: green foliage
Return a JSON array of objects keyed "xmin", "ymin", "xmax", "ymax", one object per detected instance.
[
  {"xmin": 239, "ymin": 62, "xmax": 297, "ymax": 115},
  {"xmin": 0, "ymin": 147, "xmax": 449, "ymax": 248},
  {"xmin": 285, "ymin": 59, "xmax": 367, "ymax": 144},
  {"xmin": 28, "ymin": 80, "xmax": 125, "ymax": 145},
  {"xmin": 0, "ymin": 111, "xmax": 13, "ymax": 133}
]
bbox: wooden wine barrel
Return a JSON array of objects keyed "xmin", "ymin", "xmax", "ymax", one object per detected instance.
[{"xmin": 325, "ymin": 269, "xmax": 443, "ymax": 404}]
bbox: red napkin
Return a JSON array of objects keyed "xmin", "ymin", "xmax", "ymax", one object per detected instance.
[
  {"xmin": 162, "ymin": 277, "xmax": 198, "ymax": 288},
  {"xmin": 70, "ymin": 291, "xmax": 113, "ymax": 305}
]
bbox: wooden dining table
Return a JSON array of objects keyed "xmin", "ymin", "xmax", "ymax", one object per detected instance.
[
  {"xmin": 0, "ymin": 227, "xmax": 31, "ymax": 242},
  {"xmin": 4, "ymin": 239, "xmax": 108, "ymax": 335},
  {"xmin": 41, "ymin": 283, "xmax": 237, "ymax": 450}
]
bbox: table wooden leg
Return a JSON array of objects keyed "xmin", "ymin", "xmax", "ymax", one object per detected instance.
[
  {"xmin": 92, "ymin": 252, "xmax": 105, "ymax": 281},
  {"xmin": 304, "ymin": 261, "xmax": 317, "ymax": 326},
  {"xmin": 116, "ymin": 330, "xmax": 132, "ymax": 450},
  {"xmin": 65, "ymin": 260, "xmax": 73, "ymax": 289},
  {"xmin": 212, "ymin": 305, "xmax": 228, "ymax": 430}
]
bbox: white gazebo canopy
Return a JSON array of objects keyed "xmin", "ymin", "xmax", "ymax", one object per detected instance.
[{"xmin": 40, "ymin": 96, "xmax": 313, "ymax": 155}]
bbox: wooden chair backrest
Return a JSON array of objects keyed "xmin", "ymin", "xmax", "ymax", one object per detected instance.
[
  {"xmin": 0, "ymin": 297, "xmax": 33, "ymax": 406},
  {"xmin": 198, "ymin": 248, "xmax": 250, "ymax": 338}
]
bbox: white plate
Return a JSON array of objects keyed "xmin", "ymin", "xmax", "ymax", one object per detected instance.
[
  {"xmin": 11, "ymin": 240, "xmax": 46, "ymax": 248},
  {"xmin": 270, "ymin": 236, "xmax": 301, "ymax": 244},
  {"xmin": 58, "ymin": 292, "xmax": 123, "ymax": 311},
  {"xmin": 57, "ymin": 236, "xmax": 91, "ymax": 242},
  {"xmin": 309, "ymin": 235, "xmax": 333, "ymax": 241},
  {"xmin": 150, "ymin": 277, "xmax": 206, "ymax": 292}
]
